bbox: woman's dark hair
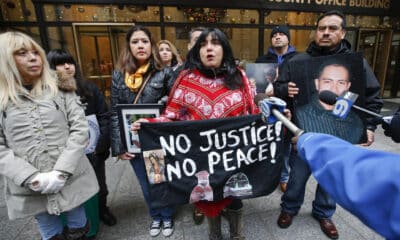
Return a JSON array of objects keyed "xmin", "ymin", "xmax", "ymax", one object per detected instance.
[
  {"xmin": 47, "ymin": 49, "xmax": 92, "ymax": 102},
  {"xmin": 116, "ymin": 25, "xmax": 162, "ymax": 73},
  {"xmin": 185, "ymin": 28, "xmax": 243, "ymax": 90}
]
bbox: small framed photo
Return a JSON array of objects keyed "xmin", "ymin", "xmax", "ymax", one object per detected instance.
[
  {"xmin": 117, "ymin": 104, "xmax": 163, "ymax": 153},
  {"xmin": 245, "ymin": 63, "xmax": 278, "ymax": 93}
]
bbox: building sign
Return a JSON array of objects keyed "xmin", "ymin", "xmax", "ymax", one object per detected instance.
[
  {"xmin": 34, "ymin": 0, "xmax": 398, "ymax": 16},
  {"xmin": 264, "ymin": 0, "xmax": 397, "ymax": 15}
]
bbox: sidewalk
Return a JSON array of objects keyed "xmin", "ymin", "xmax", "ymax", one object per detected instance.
[{"xmin": 1, "ymin": 100, "xmax": 398, "ymax": 240}]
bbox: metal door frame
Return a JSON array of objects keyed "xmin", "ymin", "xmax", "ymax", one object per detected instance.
[{"xmin": 356, "ymin": 28, "xmax": 392, "ymax": 95}]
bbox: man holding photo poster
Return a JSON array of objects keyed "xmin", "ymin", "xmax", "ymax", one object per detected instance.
[
  {"xmin": 255, "ymin": 25, "xmax": 297, "ymax": 193},
  {"xmin": 273, "ymin": 10, "xmax": 383, "ymax": 239}
]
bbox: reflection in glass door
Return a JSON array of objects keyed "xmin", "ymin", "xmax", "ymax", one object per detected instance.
[
  {"xmin": 79, "ymin": 34, "xmax": 112, "ymax": 97},
  {"xmin": 73, "ymin": 24, "xmax": 142, "ymax": 98},
  {"xmin": 385, "ymin": 33, "xmax": 400, "ymax": 98},
  {"xmin": 357, "ymin": 29, "xmax": 392, "ymax": 96}
]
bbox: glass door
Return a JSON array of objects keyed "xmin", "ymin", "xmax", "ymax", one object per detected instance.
[
  {"xmin": 73, "ymin": 24, "xmax": 116, "ymax": 98},
  {"xmin": 384, "ymin": 32, "xmax": 400, "ymax": 98},
  {"xmin": 357, "ymin": 29, "xmax": 392, "ymax": 96},
  {"xmin": 73, "ymin": 23, "xmax": 161, "ymax": 98}
]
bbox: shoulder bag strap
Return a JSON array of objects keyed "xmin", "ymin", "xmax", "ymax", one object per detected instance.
[{"xmin": 132, "ymin": 70, "xmax": 155, "ymax": 104}]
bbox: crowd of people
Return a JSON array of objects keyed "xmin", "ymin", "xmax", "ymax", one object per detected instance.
[{"xmin": 0, "ymin": 9, "xmax": 398, "ymax": 240}]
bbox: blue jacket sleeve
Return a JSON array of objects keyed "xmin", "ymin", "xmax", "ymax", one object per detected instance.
[{"xmin": 297, "ymin": 133, "xmax": 400, "ymax": 240}]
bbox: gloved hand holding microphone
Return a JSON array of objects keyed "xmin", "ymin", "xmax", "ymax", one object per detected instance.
[
  {"xmin": 255, "ymin": 95, "xmax": 302, "ymax": 137},
  {"xmin": 381, "ymin": 107, "xmax": 400, "ymax": 143},
  {"xmin": 28, "ymin": 170, "xmax": 69, "ymax": 194}
]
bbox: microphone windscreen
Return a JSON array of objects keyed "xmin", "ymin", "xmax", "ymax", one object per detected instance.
[{"xmin": 318, "ymin": 90, "xmax": 338, "ymax": 105}]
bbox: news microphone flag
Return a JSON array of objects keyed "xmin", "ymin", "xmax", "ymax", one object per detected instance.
[{"xmin": 332, "ymin": 91, "xmax": 359, "ymax": 119}]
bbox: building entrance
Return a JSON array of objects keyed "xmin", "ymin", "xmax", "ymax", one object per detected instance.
[
  {"xmin": 73, "ymin": 23, "xmax": 162, "ymax": 97},
  {"xmin": 357, "ymin": 29, "xmax": 392, "ymax": 96}
]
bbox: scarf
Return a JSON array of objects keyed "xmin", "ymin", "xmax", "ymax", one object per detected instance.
[{"xmin": 125, "ymin": 62, "xmax": 150, "ymax": 92}]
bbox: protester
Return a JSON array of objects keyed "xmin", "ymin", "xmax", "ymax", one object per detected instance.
[
  {"xmin": 171, "ymin": 27, "xmax": 205, "ymax": 76},
  {"xmin": 133, "ymin": 28, "xmax": 258, "ymax": 240},
  {"xmin": 0, "ymin": 31, "xmax": 98, "ymax": 240},
  {"xmin": 110, "ymin": 25, "xmax": 175, "ymax": 237},
  {"xmin": 295, "ymin": 132, "xmax": 400, "ymax": 240},
  {"xmin": 256, "ymin": 25, "xmax": 296, "ymax": 65},
  {"xmin": 157, "ymin": 39, "xmax": 183, "ymax": 71},
  {"xmin": 273, "ymin": 10, "xmax": 383, "ymax": 239},
  {"xmin": 47, "ymin": 49, "xmax": 117, "ymax": 229},
  {"xmin": 256, "ymin": 25, "xmax": 297, "ymax": 193}
]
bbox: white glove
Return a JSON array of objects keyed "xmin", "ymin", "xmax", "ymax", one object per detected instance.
[
  {"xmin": 28, "ymin": 173, "xmax": 50, "ymax": 192},
  {"xmin": 40, "ymin": 170, "xmax": 68, "ymax": 194}
]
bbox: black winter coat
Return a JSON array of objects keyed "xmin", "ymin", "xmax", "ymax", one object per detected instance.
[
  {"xmin": 274, "ymin": 39, "xmax": 383, "ymax": 130},
  {"xmin": 110, "ymin": 65, "xmax": 174, "ymax": 156},
  {"xmin": 82, "ymin": 81, "xmax": 110, "ymax": 162}
]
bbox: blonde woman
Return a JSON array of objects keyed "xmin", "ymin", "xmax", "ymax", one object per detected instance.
[
  {"xmin": 0, "ymin": 31, "xmax": 98, "ymax": 240},
  {"xmin": 157, "ymin": 39, "xmax": 183, "ymax": 70}
]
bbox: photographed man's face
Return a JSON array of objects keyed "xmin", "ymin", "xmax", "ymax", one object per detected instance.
[
  {"xmin": 315, "ymin": 15, "xmax": 345, "ymax": 50},
  {"xmin": 265, "ymin": 67, "xmax": 278, "ymax": 83},
  {"xmin": 315, "ymin": 65, "xmax": 351, "ymax": 110}
]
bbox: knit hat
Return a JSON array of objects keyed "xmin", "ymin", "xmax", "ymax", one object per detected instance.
[{"xmin": 270, "ymin": 25, "xmax": 290, "ymax": 41}]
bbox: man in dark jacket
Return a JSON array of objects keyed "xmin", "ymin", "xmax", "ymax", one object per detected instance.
[
  {"xmin": 256, "ymin": 25, "xmax": 296, "ymax": 65},
  {"xmin": 256, "ymin": 25, "xmax": 297, "ymax": 193},
  {"xmin": 274, "ymin": 10, "xmax": 383, "ymax": 240}
]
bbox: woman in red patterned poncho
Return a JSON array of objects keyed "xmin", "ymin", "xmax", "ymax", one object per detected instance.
[{"xmin": 134, "ymin": 28, "xmax": 258, "ymax": 240}]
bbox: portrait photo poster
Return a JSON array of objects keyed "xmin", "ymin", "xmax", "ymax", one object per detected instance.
[
  {"xmin": 245, "ymin": 63, "xmax": 278, "ymax": 93},
  {"xmin": 288, "ymin": 52, "xmax": 367, "ymax": 143},
  {"xmin": 117, "ymin": 104, "xmax": 163, "ymax": 153}
]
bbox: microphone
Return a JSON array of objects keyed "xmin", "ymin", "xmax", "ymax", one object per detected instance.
[
  {"xmin": 318, "ymin": 90, "xmax": 337, "ymax": 105},
  {"xmin": 256, "ymin": 96, "xmax": 304, "ymax": 137},
  {"xmin": 318, "ymin": 90, "xmax": 384, "ymax": 119}
]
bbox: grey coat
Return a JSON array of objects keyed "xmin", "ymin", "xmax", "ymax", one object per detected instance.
[{"xmin": 0, "ymin": 88, "xmax": 99, "ymax": 220}]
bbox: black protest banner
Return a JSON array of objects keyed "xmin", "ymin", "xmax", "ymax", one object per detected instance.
[{"xmin": 139, "ymin": 114, "xmax": 284, "ymax": 209}]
